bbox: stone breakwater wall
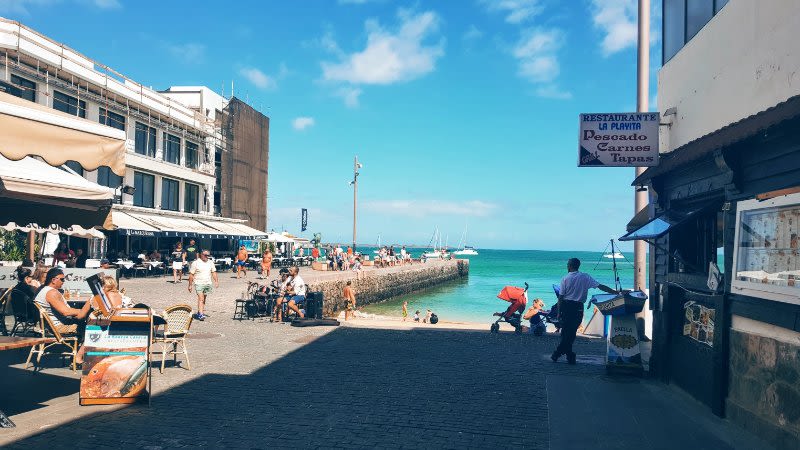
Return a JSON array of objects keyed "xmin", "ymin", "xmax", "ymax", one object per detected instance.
[{"xmin": 308, "ymin": 259, "xmax": 469, "ymax": 316}]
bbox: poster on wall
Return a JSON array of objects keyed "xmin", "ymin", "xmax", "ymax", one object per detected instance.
[
  {"xmin": 683, "ymin": 301, "xmax": 715, "ymax": 347},
  {"xmin": 239, "ymin": 239, "xmax": 259, "ymax": 253},
  {"xmin": 578, "ymin": 113, "xmax": 660, "ymax": 167}
]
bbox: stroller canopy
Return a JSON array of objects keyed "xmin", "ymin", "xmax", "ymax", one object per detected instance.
[{"xmin": 497, "ymin": 286, "xmax": 527, "ymax": 303}]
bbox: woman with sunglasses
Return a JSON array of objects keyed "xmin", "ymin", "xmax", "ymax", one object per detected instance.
[{"xmin": 33, "ymin": 268, "xmax": 93, "ymax": 364}]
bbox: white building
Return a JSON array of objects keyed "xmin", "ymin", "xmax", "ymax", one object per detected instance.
[{"xmin": 0, "ymin": 18, "xmax": 264, "ymax": 254}]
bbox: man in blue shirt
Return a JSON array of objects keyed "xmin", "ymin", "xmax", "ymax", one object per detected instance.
[{"xmin": 552, "ymin": 258, "xmax": 618, "ymax": 364}]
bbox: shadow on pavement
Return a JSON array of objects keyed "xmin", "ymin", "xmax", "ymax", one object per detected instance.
[{"xmin": 5, "ymin": 327, "xmax": 587, "ymax": 448}]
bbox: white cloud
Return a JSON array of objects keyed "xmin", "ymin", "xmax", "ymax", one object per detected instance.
[
  {"xmin": 513, "ymin": 28, "xmax": 569, "ymax": 96},
  {"xmin": 480, "ymin": 0, "xmax": 543, "ymax": 24},
  {"xmin": 321, "ymin": 9, "xmax": 445, "ymax": 85},
  {"xmin": 590, "ymin": 0, "xmax": 638, "ymax": 56},
  {"xmin": 292, "ymin": 117, "xmax": 315, "ymax": 131},
  {"xmin": 239, "ymin": 67, "xmax": 276, "ymax": 90},
  {"xmin": 364, "ymin": 200, "xmax": 498, "ymax": 218},
  {"xmin": 335, "ymin": 86, "xmax": 363, "ymax": 108},
  {"xmin": 165, "ymin": 42, "xmax": 205, "ymax": 63},
  {"xmin": 462, "ymin": 24, "xmax": 484, "ymax": 41},
  {"xmin": 536, "ymin": 84, "xmax": 572, "ymax": 100}
]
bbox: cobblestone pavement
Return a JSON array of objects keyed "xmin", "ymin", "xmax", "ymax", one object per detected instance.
[{"xmin": 0, "ymin": 272, "xmax": 774, "ymax": 449}]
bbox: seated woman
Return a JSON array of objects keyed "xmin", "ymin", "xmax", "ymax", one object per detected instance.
[
  {"xmin": 33, "ymin": 268, "xmax": 93, "ymax": 364},
  {"xmin": 522, "ymin": 298, "xmax": 548, "ymax": 335},
  {"xmin": 100, "ymin": 275, "xmax": 125, "ymax": 309},
  {"xmin": 13, "ymin": 266, "xmax": 38, "ymax": 299}
]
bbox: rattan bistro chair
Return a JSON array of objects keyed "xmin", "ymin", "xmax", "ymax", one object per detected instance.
[
  {"xmin": 152, "ymin": 304, "xmax": 194, "ymax": 373},
  {"xmin": 25, "ymin": 303, "xmax": 79, "ymax": 372}
]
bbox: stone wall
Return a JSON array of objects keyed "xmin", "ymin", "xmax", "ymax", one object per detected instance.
[
  {"xmin": 308, "ymin": 259, "xmax": 469, "ymax": 316},
  {"xmin": 727, "ymin": 329, "xmax": 800, "ymax": 450}
]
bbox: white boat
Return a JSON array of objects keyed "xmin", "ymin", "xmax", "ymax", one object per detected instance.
[
  {"xmin": 373, "ymin": 234, "xmax": 381, "ymax": 254},
  {"xmin": 603, "ymin": 252, "xmax": 624, "ymax": 259},
  {"xmin": 453, "ymin": 226, "xmax": 479, "ymax": 256},
  {"xmin": 454, "ymin": 246, "xmax": 478, "ymax": 256}
]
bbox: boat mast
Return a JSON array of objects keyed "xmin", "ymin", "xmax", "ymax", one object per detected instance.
[{"xmin": 610, "ymin": 239, "xmax": 622, "ymax": 291}]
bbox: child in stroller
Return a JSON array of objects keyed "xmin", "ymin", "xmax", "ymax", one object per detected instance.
[{"xmin": 490, "ymin": 282, "xmax": 529, "ymax": 334}]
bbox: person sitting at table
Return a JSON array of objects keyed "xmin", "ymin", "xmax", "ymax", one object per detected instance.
[
  {"xmin": 34, "ymin": 268, "xmax": 93, "ymax": 364},
  {"xmin": 101, "ymin": 275, "xmax": 125, "ymax": 309},
  {"xmin": 31, "ymin": 268, "xmax": 46, "ymax": 288},
  {"xmin": 13, "ymin": 266, "xmax": 38, "ymax": 299},
  {"xmin": 235, "ymin": 245, "xmax": 249, "ymax": 279},
  {"xmin": 100, "ymin": 258, "xmax": 111, "ymax": 269},
  {"xmin": 74, "ymin": 248, "xmax": 89, "ymax": 268},
  {"xmin": 272, "ymin": 269, "xmax": 292, "ymax": 322},
  {"xmin": 149, "ymin": 249, "xmax": 162, "ymax": 262}
]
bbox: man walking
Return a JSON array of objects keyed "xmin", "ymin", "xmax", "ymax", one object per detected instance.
[
  {"xmin": 188, "ymin": 250, "xmax": 219, "ymax": 321},
  {"xmin": 184, "ymin": 239, "xmax": 200, "ymax": 275},
  {"xmin": 236, "ymin": 245, "xmax": 249, "ymax": 279},
  {"xmin": 552, "ymin": 258, "xmax": 618, "ymax": 364}
]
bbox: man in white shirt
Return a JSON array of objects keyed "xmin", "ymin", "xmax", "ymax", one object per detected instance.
[
  {"xmin": 284, "ymin": 266, "xmax": 307, "ymax": 319},
  {"xmin": 552, "ymin": 258, "xmax": 618, "ymax": 364},
  {"xmin": 188, "ymin": 250, "xmax": 219, "ymax": 321}
]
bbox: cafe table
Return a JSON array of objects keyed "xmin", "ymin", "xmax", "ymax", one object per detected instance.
[{"xmin": 0, "ymin": 336, "xmax": 56, "ymax": 428}]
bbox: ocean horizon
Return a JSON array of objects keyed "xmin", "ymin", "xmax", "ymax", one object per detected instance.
[{"xmin": 359, "ymin": 248, "xmax": 647, "ymax": 325}]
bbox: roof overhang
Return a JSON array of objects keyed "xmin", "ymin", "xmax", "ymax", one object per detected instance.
[{"xmin": 0, "ymin": 90, "xmax": 126, "ymax": 176}]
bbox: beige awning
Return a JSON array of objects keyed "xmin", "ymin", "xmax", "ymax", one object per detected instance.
[
  {"xmin": 0, "ymin": 90, "xmax": 126, "ymax": 176},
  {"xmin": 0, "ymin": 155, "xmax": 114, "ymax": 228},
  {"xmin": 0, "ymin": 223, "xmax": 105, "ymax": 239},
  {"xmin": 109, "ymin": 210, "xmax": 161, "ymax": 236},
  {"xmin": 197, "ymin": 218, "xmax": 267, "ymax": 239},
  {"xmin": 125, "ymin": 211, "xmax": 225, "ymax": 238}
]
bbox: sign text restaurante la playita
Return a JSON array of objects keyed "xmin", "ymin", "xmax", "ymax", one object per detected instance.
[{"xmin": 578, "ymin": 113, "xmax": 660, "ymax": 167}]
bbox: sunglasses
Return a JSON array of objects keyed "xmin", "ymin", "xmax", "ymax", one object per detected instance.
[{"xmin": 55, "ymin": 277, "xmax": 65, "ymax": 281}]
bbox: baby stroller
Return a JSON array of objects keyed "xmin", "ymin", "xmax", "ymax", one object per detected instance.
[{"xmin": 490, "ymin": 282, "xmax": 529, "ymax": 334}]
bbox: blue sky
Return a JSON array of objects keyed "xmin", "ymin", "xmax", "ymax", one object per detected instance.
[{"xmin": 2, "ymin": 0, "xmax": 662, "ymax": 251}]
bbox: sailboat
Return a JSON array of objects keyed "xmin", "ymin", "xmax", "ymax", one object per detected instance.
[
  {"xmin": 453, "ymin": 225, "xmax": 478, "ymax": 256},
  {"xmin": 373, "ymin": 234, "xmax": 381, "ymax": 254},
  {"xmin": 422, "ymin": 227, "xmax": 449, "ymax": 259}
]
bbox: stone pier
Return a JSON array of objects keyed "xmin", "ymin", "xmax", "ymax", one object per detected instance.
[{"xmin": 303, "ymin": 259, "xmax": 469, "ymax": 316}]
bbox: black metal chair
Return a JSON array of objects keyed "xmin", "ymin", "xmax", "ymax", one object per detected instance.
[{"xmin": 10, "ymin": 288, "xmax": 39, "ymax": 336}]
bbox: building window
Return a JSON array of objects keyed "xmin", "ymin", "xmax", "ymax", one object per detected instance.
[
  {"xmin": 185, "ymin": 141, "xmax": 199, "ymax": 169},
  {"xmin": 10, "ymin": 74, "xmax": 35, "ymax": 102},
  {"xmin": 161, "ymin": 177, "xmax": 179, "ymax": 211},
  {"xmin": 133, "ymin": 171, "xmax": 155, "ymax": 208},
  {"xmin": 53, "ymin": 91, "xmax": 86, "ymax": 118},
  {"xmin": 134, "ymin": 122, "xmax": 156, "ymax": 157},
  {"xmin": 185, "ymin": 183, "xmax": 199, "ymax": 214},
  {"xmin": 64, "ymin": 161, "xmax": 83, "ymax": 176},
  {"xmin": 662, "ymin": 0, "xmax": 728, "ymax": 64},
  {"xmin": 163, "ymin": 133, "xmax": 181, "ymax": 165},
  {"xmin": 99, "ymin": 107, "xmax": 125, "ymax": 131},
  {"xmin": 97, "ymin": 166, "xmax": 122, "ymax": 188}
]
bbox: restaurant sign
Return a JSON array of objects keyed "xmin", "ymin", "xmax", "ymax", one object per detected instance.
[
  {"xmin": 578, "ymin": 113, "xmax": 660, "ymax": 167},
  {"xmin": 0, "ymin": 267, "xmax": 117, "ymax": 290}
]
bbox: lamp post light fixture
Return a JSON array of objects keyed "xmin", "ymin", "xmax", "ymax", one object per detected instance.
[{"xmin": 350, "ymin": 156, "xmax": 363, "ymax": 253}]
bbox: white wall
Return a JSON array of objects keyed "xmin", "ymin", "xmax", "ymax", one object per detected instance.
[{"xmin": 658, "ymin": 0, "xmax": 800, "ymax": 153}]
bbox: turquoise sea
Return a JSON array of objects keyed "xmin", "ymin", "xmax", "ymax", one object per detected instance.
[{"xmin": 360, "ymin": 248, "xmax": 645, "ymax": 324}]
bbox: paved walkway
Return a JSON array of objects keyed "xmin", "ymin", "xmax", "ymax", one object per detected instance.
[{"xmin": 0, "ymin": 274, "xmax": 775, "ymax": 449}]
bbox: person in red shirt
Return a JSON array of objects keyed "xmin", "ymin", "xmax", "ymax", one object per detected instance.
[{"xmin": 53, "ymin": 242, "xmax": 75, "ymax": 264}]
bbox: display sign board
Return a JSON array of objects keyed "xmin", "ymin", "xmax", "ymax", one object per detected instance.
[
  {"xmin": 606, "ymin": 315, "xmax": 643, "ymax": 370},
  {"xmin": 578, "ymin": 113, "xmax": 660, "ymax": 167},
  {"xmin": 240, "ymin": 239, "xmax": 259, "ymax": 253},
  {"xmin": 0, "ymin": 267, "xmax": 117, "ymax": 291},
  {"xmin": 80, "ymin": 310, "xmax": 151, "ymax": 405}
]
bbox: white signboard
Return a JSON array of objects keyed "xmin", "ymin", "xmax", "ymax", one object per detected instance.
[
  {"xmin": 578, "ymin": 113, "xmax": 660, "ymax": 167},
  {"xmin": 0, "ymin": 267, "xmax": 117, "ymax": 291}
]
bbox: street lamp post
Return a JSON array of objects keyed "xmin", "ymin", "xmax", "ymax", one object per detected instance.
[{"xmin": 350, "ymin": 156, "xmax": 362, "ymax": 253}]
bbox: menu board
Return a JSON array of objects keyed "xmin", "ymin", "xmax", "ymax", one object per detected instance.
[
  {"xmin": 682, "ymin": 301, "xmax": 715, "ymax": 347},
  {"xmin": 735, "ymin": 205, "xmax": 800, "ymax": 288},
  {"xmin": 606, "ymin": 315, "xmax": 642, "ymax": 370},
  {"xmin": 80, "ymin": 309, "xmax": 151, "ymax": 405}
]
